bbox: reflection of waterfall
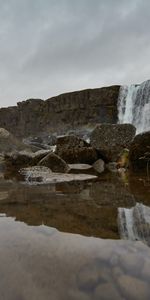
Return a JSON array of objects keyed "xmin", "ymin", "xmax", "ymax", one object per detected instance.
[
  {"xmin": 118, "ymin": 80, "xmax": 150, "ymax": 133},
  {"xmin": 118, "ymin": 203, "xmax": 150, "ymax": 246}
]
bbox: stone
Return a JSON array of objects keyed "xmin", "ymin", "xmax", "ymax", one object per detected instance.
[
  {"xmin": 0, "ymin": 128, "xmax": 28, "ymax": 154},
  {"xmin": 55, "ymin": 135, "xmax": 99, "ymax": 164},
  {"xmin": 68, "ymin": 164, "xmax": 93, "ymax": 174},
  {"xmin": 92, "ymin": 159, "xmax": 105, "ymax": 174},
  {"xmin": 4, "ymin": 149, "xmax": 52, "ymax": 171},
  {"xmin": 5, "ymin": 151, "xmax": 34, "ymax": 169},
  {"xmin": 129, "ymin": 131, "xmax": 150, "ymax": 173},
  {"xmin": 118, "ymin": 275, "xmax": 149, "ymax": 300},
  {"xmin": 38, "ymin": 152, "xmax": 70, "ymax": 173},
  {"xmin": 32, "ymin": 150, "xmax": 51, "ymax": 165},
  {"xmin": 20, "ymin": 168, "xmax": 97, "ymax": 185},
  {"xmin": 90, "ymin": 123, "xmax": 136, "ymax": 162}
]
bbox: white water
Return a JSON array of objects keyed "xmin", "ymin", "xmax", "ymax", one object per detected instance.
[
  {"xmin": 118, "ymin": 203, "xmax": 150, "ymax": 246},
  {"xmin": 118, "ymin": 80, "xmax": 150, "ymax": 133}
]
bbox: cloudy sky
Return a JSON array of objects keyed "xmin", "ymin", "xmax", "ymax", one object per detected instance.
[{"xmin": 0, "ymin": 0, "xmax": 150, "ymax": 107}]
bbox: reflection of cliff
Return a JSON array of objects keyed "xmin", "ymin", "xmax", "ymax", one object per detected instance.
[
  {"xmin": 0, "ymin": 172, "xmax": 141, "ymax": 239},
  {"xmin": 0, "ymin": 182, "xmax": 118, "ymax": 239},
  {"xmin": 0, "ymin": 85, "xmax": 120, "ymax": 137},
  {"xmin": 128, "ymin": 174, "xmax": 150, "ymax": 205}
]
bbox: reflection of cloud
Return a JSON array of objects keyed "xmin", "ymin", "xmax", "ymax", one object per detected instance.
[{"xmin": 1, "ymin": 0, "xmax": 150, "ymax": 106}]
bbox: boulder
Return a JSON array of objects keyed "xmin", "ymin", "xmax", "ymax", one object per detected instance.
[
  {"xmin": 4, "ymin": 149, "xmax": 51, "ymax": 170},
  {"xmin": 5, "ymin": 151, "xmax": 33, "ymax": 169},
  {"xmin": 90, "ymin": 123, "xmax": 136, "ymax": 162},
  {"xmin": 55, "ymin": 135, "xmax": 99, "ymax": 164},
  {"xmin": 38, "ymin": 152, "xmax": 70, "ymax": 173},
  {"xmin": 129, "ymin": 131, "xmax": 150, "ymax": 173},
  {"xmin": 32, "ymin": 150, "xmax": 51, "ymax": 165},
  {"xmin": 0, "ymin": 128, "xmax": 27, "ymax": 153},
  {"xmin": 92, "ymin": 159, "xmax": 105, "ymax": 174}
]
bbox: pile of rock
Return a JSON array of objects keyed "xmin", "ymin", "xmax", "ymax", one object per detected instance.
[{"xmin": 1, "ymin": 123, "xmax": 148, "ymax": 183}]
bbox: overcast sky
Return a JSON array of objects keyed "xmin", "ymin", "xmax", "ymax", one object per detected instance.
[{"xmin": 0, "ymin": 0, "xmax": 150, "ymax": 107}]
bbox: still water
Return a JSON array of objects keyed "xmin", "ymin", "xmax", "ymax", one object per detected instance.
[{"xmin": 0, "ymin": 171, "xmax": 150, "ymax": 299}]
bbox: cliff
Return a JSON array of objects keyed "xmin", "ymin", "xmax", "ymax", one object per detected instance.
[{"xmin": 0, "ymin": 85, "xmax": 120, "ymax": 138}]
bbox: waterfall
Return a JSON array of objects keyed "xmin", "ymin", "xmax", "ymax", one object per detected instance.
[
  {"xmin": 118, "ymin": 80, "xmax": 150, "ymax": 133},
  {"xmin": 118, "ymin": 203, "xmax": 150, "ymax": 246}
]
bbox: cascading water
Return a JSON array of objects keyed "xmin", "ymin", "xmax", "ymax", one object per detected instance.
[
  {"xmin": 118, "ymin": 203, "xmax": 150, "ymax": 246},
  {"xmin": 118, "ymin": 80, "xmax": 150, "ymax": 133}
]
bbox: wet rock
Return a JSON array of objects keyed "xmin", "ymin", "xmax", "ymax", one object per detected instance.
[
  {"xmin": 90, "ymin": 123, "xmax": 136, "ymax": 162},
  {"xmin": 118, "ymin": 275, "xmax": 149, "ymax": 300},
  {"xmin": 20, "ymin": 166, "xmax": 52, "ymax": 183},
  {"xmin": 92, "ymin": 159, "xmax": 105, "ymax": 174},
  {"xmin": 20, "ymin": 167, "xmax": 97, "ymax": 185},
  {"xmin": 129, "ymin": 131, "xmax": 150, "ymax": 173},
  {"xmin": 68, "ymin": 164, "xmax": 93, "ymax": 174},
  {"xmin": 56, "ymin": 135, "xmax": 99, "ymax": 164},
  {"xmin": 38, "ymin": 152, "xmax": 70, "ymax": 173},
  {"xmin": 4, "ymin": 149, "xmax": 52, "ymax": 171}
]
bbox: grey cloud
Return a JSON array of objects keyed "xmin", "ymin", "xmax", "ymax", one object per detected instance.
[{"xmin": 0, "ymin": 0, "xmax": 150, "ymax": 107}]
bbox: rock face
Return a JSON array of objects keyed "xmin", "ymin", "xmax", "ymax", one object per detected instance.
[
  {"xmin": 129, "ymin": 131, "xmax": 150, "ymax": 173},
  {"xmin": 55, "ymin": 135, "xmax": 99, "ymax": 164},
  {"xmin": 38, "ymin": 152, "xmax": 70, "ymax": 173},
  {"xmin": 0, "ymin": 86, "xmax": 120, "ymax": 138},
  {"xmin": 90, "ymin": 123, "xmax": 136, "ymax": 162}
]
